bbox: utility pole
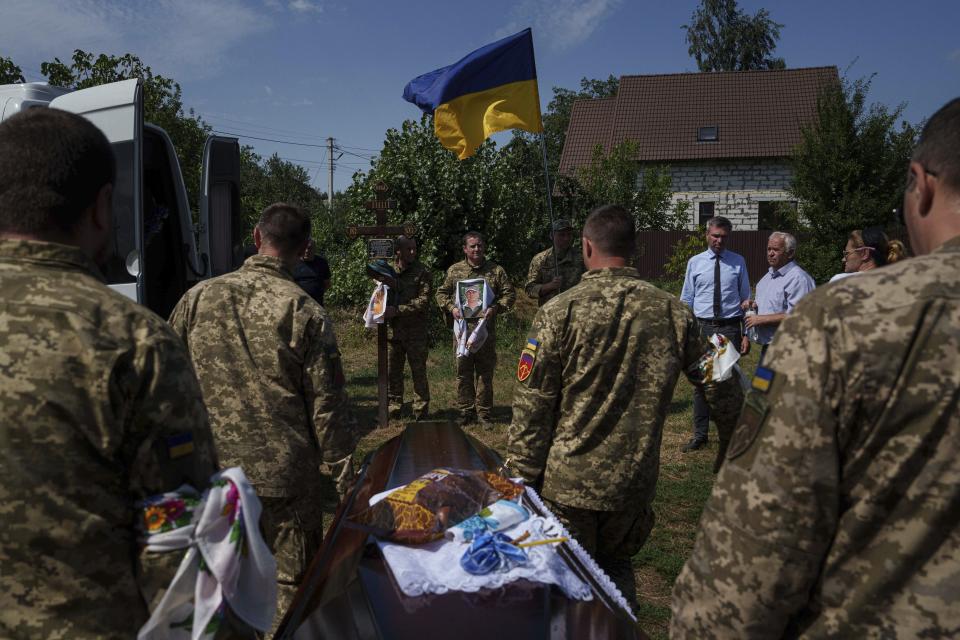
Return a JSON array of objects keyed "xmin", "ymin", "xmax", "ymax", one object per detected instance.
[{"xmin": 327, "ymin": 137, "xmax": 335, "ymax": 213}]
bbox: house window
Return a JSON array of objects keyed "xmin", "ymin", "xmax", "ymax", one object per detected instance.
[
  {"xmin": 758, "ymin": 200, "xmax": 798, "ymax": 230},
  {"xmin": 698, "ymin": 202, "xmax": 715, "ymax": 227},
  {"xmin": 697, "ymin": 126, "xmax": 718, "ymax": 142}
]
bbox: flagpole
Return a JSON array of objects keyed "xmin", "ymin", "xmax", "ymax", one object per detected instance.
[{"xmin": 538, "ymin": 134, "xmax": 560, "ymax": 278}]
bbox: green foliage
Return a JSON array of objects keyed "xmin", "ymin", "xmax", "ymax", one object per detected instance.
[
  {"xmin": 684, "ymin": 0, "xmax": 785, "ymax": 72},
  {"xmin": 572, "ymin": 141, "xmax": 690, "ymax": 230},
  {"xmin": 39, "ymin": 50, "xmax": 211, "ymax": 215},
  {"xmin": 788, "ymin": 75, "xmax": 917, "ymax": 282},
  {"xmin": 541, "ymin": 76, "xmax": 619, "ymax": 178},
  {"xmin": 329, "ymin": 115, "xmax": 547, "ymax": 306},
  {"xmin": 0, "ymin": 56, "xmax": 25, "ymax": 83},
  {"xmin": 239, "ymin": 148, "xmax": 329, "ymax": 235},
  {"xmin": 664, "ymin": 230, "xmax": 707, "ymax": 281}
]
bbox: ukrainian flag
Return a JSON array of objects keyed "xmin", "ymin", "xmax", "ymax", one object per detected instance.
[{"xmin": 403, "ymin": 29, "xmax": 543, "ymax": 160}]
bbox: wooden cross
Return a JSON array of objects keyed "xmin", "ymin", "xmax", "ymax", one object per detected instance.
[{"xmin": 350, "ymin": 181, "xmax": 416, "ymax": 428}]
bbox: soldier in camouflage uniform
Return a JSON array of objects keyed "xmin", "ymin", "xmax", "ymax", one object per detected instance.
[
  {"xmin": 436, "ymin": 231, "xmax": 516, "ymax": 426},
  {"xmin": 524, "ymin": 218, "xmax": 584, "ymax": 306},
  {"xmin": 0, "ymin": 108, "xmax": 219, "ymax": 639},
  {"xmin": 385, "ymin": 236, "xmax": 434, "ymax": 420},
  {"xmin": 169, "ymin": 203, "xmax": 357, "ymax": 628},
  {"xmin": 671, "ymin": 98, "xmax": 960, "ymax": 638},
  {"xmin": 507, "ymin": 205, "xmax": 743, "ymax": 606}
]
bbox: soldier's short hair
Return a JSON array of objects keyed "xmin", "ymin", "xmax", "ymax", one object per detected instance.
[
  {"xmin": 912, "ymin": 97, "xmax": 960, "ymax": 193},
  {"xmin": 0, "ymin": 108, "xmax": 115, "ymax": 236},
  {"xmin": 706, "ymin": 216, "xmax": 733, "ymax": 232},
  {"xmin": 396, "ymin": 234, "xmax": 416, "ymax": 249},
  {"xmin": 463, "ymin": 230, "xmax": 484, "ymax": 246},
  {"xmin": 583, "ymin": 204, "xmax": 635, "ymax": 258},
  {"xmin": 257, "ymin": 203, "xmax": 311, "ymax": 255}
]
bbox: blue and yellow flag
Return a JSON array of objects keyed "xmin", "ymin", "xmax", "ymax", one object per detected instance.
[{"xmin": 403, "ymin": 28, "xmax": 543, "ymax": 160}]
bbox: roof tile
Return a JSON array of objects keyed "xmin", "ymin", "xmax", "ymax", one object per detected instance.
[{"xmin": 558, "ymin": 66, "xmax": 839, "ymax": 175}]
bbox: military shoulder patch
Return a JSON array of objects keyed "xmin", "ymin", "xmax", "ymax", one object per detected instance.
[
  {"xmin": 751, "ymin": 366, "xmax": 775, "ymax": 392},
  {"xmin": 517, "ymin": 338, "xmax": 539, "ymax": 382},
  {"xmin": 166, "ymin": 432, "xmax": 195, "ymax": 459},
  {"xmin": 727, "ymin": 391, "xmax": 769, "ymax": 460}
]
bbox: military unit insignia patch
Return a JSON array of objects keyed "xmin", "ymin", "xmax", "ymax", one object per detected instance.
[
  {"xmin": 517, "ymin": 338, "xmax": 539, "ymax": 382},
  {"xmin": 727, "ymin": 391, "xmax": 769, "ymax": 460},
  {"xmin": 752, "ymin": 366, "xmax": 775, "ymax": 393}
]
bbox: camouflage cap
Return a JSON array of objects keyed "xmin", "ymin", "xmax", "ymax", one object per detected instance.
[{"xmin": 551, "ymin": 219, "xmax": 574, "ymax": 232}]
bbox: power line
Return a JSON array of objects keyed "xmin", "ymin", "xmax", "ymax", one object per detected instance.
[
  {"xmin": 337, "ymin": 148, "xmax": 375, "ymax": 161},
  {"xmin": 201, "ymin": 114, "xmax": 331, "ymax": 141},
  {"xmin": 338, "ymin": 143, "xmax": 380, "ymax": 152},
  {"xmin": 212, "ymin": 130, "xmax": 330, "ymax": 148}
]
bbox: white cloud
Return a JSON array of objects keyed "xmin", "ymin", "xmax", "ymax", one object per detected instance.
[
  {"xmin": 1, "ymin": 0, "xmax": 269, "ymax": 80},
  {"xmin": 495, "ymin": 0, "xmax": 622, "ymax": 52},
  {"xmin": 265, "ymin": 85, "xmax": 274, "ymax": 95},
  {"xmin": 949, "ymin": 49, "xmax": 960, "ymax": 63},
  {"xmin": 288, "ymin": 0, "xmax": 323, "ymax": 13}
]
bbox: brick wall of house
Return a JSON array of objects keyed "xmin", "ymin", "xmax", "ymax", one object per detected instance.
[{"xmin": 638, "ymin": 158, "xmax": 796, "ymax": 230}]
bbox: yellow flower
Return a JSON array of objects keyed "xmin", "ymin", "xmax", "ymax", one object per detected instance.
[{"xmin": 144, "ymin": 506, "xmax": 167, "ymax": 533}]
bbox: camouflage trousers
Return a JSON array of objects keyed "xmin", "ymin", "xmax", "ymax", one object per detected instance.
[
  {"xmin": 259, "ymin": 495, "xmax": 325, "ymax": 634},
  {"xmin": 455, "ymin": 331, "xmax": 497, "ymax": 420},
  {"xmin": 388, "ymin": 332, "xmax": 430, "ymax": 418},
  {"xmin": 692, "ymin": 320, "xmax": 743, "ymax": 444},
  {"xmin": 543, "ymin": 497, "xmax": 655, "ymax": 608}
]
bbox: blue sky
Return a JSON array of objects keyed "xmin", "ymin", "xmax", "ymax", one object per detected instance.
[{"xmin": 3, "ymin": 0, "xmax": 958, "ymax": 193}]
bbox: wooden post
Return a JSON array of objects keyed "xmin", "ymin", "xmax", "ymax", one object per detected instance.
[{"xmin": 350, "ymin": 182, "xmax": 416, "ymax": 429}]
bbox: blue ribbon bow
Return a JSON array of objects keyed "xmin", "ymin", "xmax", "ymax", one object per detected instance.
[{"xmin": 460, "ymin": 532, "xmax": 529, "ymax": 575}]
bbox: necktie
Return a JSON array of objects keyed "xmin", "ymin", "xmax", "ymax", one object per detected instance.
[{"xmin": 713, "ymin": 254, "xmax": 722, "ymax": 319}]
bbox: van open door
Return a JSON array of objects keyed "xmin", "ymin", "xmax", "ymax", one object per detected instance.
[
  {"xmin": 199, "ymin": 136, "xmax": 242, "ymax": 277},
  {"xmin": 49, "ymin": 78, "xmax": 143, "ymax": 303}
]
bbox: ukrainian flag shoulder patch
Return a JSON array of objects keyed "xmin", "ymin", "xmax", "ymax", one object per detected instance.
[
  {"xmin": 166, "ymin": 432, "xmax": 195, "ymax": 459},
  {"xmin": 752, "ymin": 366, "xmax": 775, "ymax": 393}
]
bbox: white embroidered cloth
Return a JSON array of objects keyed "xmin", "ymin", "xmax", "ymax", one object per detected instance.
[
  {"xmin": 137, "ymin": 467, "xmax": 277, "ymax": 639},
  {"xmin": 454, "ymin": 317, "xmax": 488, "ymax": 357},
  {"xmin": 376, "ymin": 486, "xmax": 637, "ymax": 621},
  {"xmin": 363, "ymin": 282, "xmax": 390, "ymax": 328},
  {"xmin": 708, "ymin": 333, "xmax": 740, "ymax": 381}
]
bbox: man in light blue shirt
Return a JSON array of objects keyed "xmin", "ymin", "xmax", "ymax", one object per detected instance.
[
  {"xmin": 745, "ymin": 231, "xmax": 815, "ymax": 363},
  {"xmin": 680, "ymin": 216, "xmax": 751, "ymax": 452}
]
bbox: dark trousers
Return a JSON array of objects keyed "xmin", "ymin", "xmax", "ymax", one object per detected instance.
[
  {"xmin": 758, "ymin": 343, "xmax": 769, "ymax": 367},
  {"xmin": 692, "ymin": 319, "xmax": 742, "ymax": 443}
]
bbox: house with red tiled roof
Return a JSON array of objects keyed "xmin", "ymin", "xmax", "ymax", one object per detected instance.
[{"xmin": 559, "ymin": 66, "xmax": 839, "ymax": 230}]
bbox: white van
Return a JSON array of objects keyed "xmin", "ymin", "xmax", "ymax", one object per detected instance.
[{"xmin": 0, "ymin": 78, "xmax": 242, "ymax": 318}]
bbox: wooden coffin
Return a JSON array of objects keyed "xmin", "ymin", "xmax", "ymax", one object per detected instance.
[{"xmin": 275, "ymin": 421, "xmax": 647, "ymax": 639}]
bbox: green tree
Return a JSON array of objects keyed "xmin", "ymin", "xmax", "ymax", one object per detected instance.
[
  {"xmin": 40, "ymin": 50, "xmax": 210, "ymax": 213},
  {"xmin": 328, "ymin": 115, "xmax": 548, "ymax": 306},
  {"xmin": 0, "ymin": 56, "xmax": 25, "ymax": 83},
  {"xmin": 789, "ymin": 75, "xmax": 917, "ymax": 282},
  {"xmin": 541, "ymin": 75, "xmax": 619, "ymax": 178},
  {"xmin": 684, "ymin": 0, "xmax": 785, "ymax": 72},
  {"xmin": 574, "ymin": 141, "xmax": 690, "ymax": 231}
]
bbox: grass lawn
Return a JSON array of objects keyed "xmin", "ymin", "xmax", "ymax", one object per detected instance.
[{"xmin": 330, "ymin": 304, "xmax": 759, "ymax": 639}]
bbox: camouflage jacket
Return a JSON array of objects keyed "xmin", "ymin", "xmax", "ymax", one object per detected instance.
[
  {"xmin": 671, "ymin": 235, "xmax": 960, "ymax": 639},
  {"xmin": 169, "ymin": 255, "xmax": 356, "ymax": 498},
  {"xmin": 523, "ymin": 245, "xmax": 584, "ymax": 305},
  {"xmin": 389, "ymin": 260, "xmax": 434, "ymax": 335},
  {"xmin": 435, "ymin": 258, "xmax": 516, "ymax": 331},
  {"xmin": 507, "ymin": 267, "xmax": 742, "ymax": 511},
  {"xmin": 0, "ymin": 239, "xmax": 218, "ymax": 639}
]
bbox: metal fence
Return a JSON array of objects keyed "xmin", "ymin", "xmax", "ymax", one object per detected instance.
[{"xmin": 635, "ymin": 230, "xmax": 773, "ymax": 285}]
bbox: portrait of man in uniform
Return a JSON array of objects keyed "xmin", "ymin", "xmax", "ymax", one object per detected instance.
[{"xmin": 459, "ymin": 281, "xmax": 486, "ymax": 318}]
